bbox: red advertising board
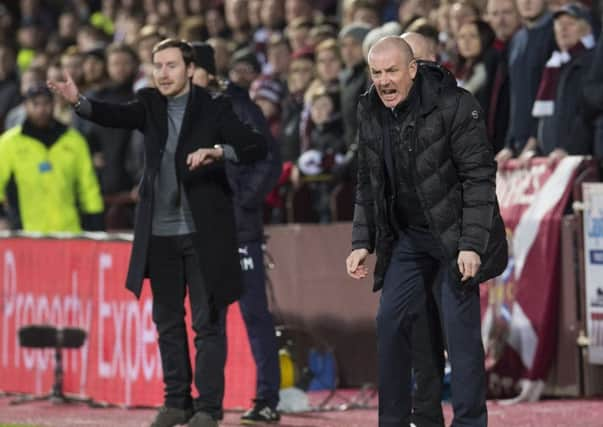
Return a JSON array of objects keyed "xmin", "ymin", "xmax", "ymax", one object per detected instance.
[{"xmin": 0, "ymin": 238, "xmax": 255, "ymax": 408}]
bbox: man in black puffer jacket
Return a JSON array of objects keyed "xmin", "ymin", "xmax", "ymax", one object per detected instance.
[{"xmin": 346, "ymin": 37, "xmax": 507, "ymax": 427}]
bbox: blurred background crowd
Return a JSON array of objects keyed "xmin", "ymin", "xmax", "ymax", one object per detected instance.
[{"xmin": 0, "ymin": 0, "xmax": 602, "ymax": 232}]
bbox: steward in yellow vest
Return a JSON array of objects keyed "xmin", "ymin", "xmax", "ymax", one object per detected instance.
[{"xmin": 0, "ymin": 85, "xmax": 103, "ymax": 233}]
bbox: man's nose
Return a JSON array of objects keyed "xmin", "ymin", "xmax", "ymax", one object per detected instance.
[{"xmin": 379, "ymin": 76, "xmax": 390, "ymax": 86}]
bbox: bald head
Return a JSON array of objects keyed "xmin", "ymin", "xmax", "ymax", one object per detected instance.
[
  {"xmin": 401, "ymin": 32, "xmax": 437, "ymax": 62},
  {"xmin": 368, "ymin": 36, "xmax": 415, "ymax": 66}
]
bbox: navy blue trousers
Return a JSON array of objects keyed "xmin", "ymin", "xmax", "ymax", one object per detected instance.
[
  {"xmin": 377, "ymin": 226, "xmax": 487, "ymax": 427},
  {"xmin": 411, "ymin": 277, "xmax": 445, "ymax": 427},
  {"xmin": 237, "ymin": 240, "xmax": 281, "ymax": 408}
]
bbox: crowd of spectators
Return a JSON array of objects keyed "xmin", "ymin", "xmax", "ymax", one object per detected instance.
[{"xmin": 0, "ymin": 0, "xmax": 602, "ymax": 232}]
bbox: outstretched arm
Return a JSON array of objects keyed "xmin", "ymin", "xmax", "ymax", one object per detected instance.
[{"xmin": 48, "ymin": 71, "xmax": 145, "ymax": 131}]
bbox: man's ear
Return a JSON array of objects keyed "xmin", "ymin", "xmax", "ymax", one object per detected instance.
[
  {"xmin": 187, "ymin": 62, "xmax": 195, "ymax": 77},
  {"xmin": 409, "ymin": 59, "xmax": 418, "ymax": 80}
]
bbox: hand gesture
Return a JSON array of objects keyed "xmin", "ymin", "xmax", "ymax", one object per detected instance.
[
  {"xmin": 47, "ymin": 70, "xmax": 79, "ymax": 104},
  {"xmin": 517, "ymin": 148, "xmax": 536, "ymax": 169},
  {"xmin": 346, "ymin": 248, "xmax": 369, "ymax": 279},
  {"xmin": 547, "ymin": 148, "xmax": 568, "ymax": 167},
  {"xmin": 187, "ymin": 146, "xmax": 224, "ymax": 170},
  {"xmin": 495, "ymin": 148, "xmax": 513, "ymax": 165},
  {"xmin": 458, "ymin": 250, "xmax": 481, "ymax": 282}
]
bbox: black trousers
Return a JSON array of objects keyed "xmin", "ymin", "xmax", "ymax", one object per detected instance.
[
  {"xmin": 148, "ymin": 234, "xmax": 226, "ymax": 420},
  {"xmin": 377, "ymin": 226, "xmax": 487, "ymax": 427},
  {"xmin": 411, "ymin": 276, "xmax": 445, "ymax": 427}
]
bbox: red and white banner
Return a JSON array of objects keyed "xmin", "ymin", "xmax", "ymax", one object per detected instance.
[
  {"xmin": 0, "ymin": 238, "xmax": 256, "ymax": 408},
  {"xmin": 481, "ymin": 156, "xmax": 583, "ymax": 397}
]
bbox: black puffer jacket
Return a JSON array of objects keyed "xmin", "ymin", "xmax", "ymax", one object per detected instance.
[{"xmin": 352, "ymin": 65, "xmax": 507, "ymax": 292}]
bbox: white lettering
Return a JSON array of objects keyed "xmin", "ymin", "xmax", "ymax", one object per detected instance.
[
  {"xmin": 98, "ymin": 253, "xmax": 113, "ymax": 378},
  {"xmin": 1, "ymin": 246, "xmax": 164, "ymax": 404},
  {"xmin": 2, "ymin": 250, "xmax": 16, "ymax": 367},
  {"xmin": 142, "ymin": 298, "xmax": 158, "ymax": 381},
  {"xmin": 241, "ymin": 257, "xmax": 254, "ymax": 271}
]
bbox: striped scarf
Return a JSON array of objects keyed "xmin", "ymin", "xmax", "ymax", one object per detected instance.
[{"xmin": 532, "ymin": 35, "xmax": 595, "ymax": 117}]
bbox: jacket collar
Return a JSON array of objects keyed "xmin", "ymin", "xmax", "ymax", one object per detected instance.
[{"xmin": 21, "ymin": 119, "xmax": 67, "ymax": 148}]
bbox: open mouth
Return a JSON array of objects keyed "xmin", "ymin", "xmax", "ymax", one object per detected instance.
[{"xmin": 380, "ymin": 87, "xmax": 398, "ymax": 101}]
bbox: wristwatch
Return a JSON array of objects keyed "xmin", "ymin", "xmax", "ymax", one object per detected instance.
[
  {"xmin": 73, "ymin": 94, "xmax": 84, "ymax": 110},
  {"xmin": 213, "ymin": 144, "xmax": 224, "ymax": 158}
]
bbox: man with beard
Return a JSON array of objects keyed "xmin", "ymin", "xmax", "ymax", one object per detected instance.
[{"xmin": 48, "ymin": 39, "xmax": 267, "ymax": 427}]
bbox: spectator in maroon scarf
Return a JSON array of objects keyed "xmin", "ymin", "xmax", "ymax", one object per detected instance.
[{"xmin": 519, "ymin": 3, "xmax": 596, "ymax": 163}]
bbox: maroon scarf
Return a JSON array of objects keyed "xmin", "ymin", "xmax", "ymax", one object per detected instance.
[{"xmin": 532, "ymin": 37, "xmax": 593, "ymax": 117}]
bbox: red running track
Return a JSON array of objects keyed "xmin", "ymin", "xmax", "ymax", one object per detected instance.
[{"xmin": 1, "ymin": 391, "xmax": 602, "ymax": 426}]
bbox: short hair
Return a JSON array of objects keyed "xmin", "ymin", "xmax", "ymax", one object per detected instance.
[
  {"xmin": 137, "ymin": 24, "xmax": 166, "ymax": 44},
  {"xmin": 268, "ymin": 33, "xmax": 291, "ymax": 50},
  {"xmin": 353, "ymin": 0, "xmax": 378, "ymax": 12},
  {"xmin": 151, "ymin": 38, "xmax": 195, "ymax": 66},
  {"xmin": 287, "ymin": 17, "xmax": 313, "ymax": 31},
  {"xmin": 309, "ymin": 24, "xmax": 338, "ymax": 42},
  {"xmin": 106, "ymin": 42, "xmax": 139, "ymax": 64},
  {"xmin": 178, "ymin": 16, "xmax": 207, "ymax": 41},
  {"xmin": 406, "ymin": 20, "xmax": 440, "ymax": 44},
  {"xmin": 368, "ymin": 36, "xmax": 415, "ymax": 65},
  {"xmin": 452, "ymin": 0, "xmax": 481, "ymax": 17},
  {"xmin": 60, "ymin": 46, "xmax": 83, "ymax": 64},
  {"xmin": 23, "ymin": 66, "xmax": 46, "ymax": 81},
  {"xmin": 314, "ymin": 38, "xmax": 341, "ymax": 59}
]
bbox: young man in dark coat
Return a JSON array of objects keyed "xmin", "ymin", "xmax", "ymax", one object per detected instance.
[
  {"xmin": 346, "ymin": 36, "xmax": 507, "ymax": 427},
  {"xmin": 48, "ymin": 39, "xmax": 267, "ymax": 427}
]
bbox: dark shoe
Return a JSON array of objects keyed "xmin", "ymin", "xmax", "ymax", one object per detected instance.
[
  {"xmin": 150, "ymin": 406, "xmax": 193, "ymax": 427},
  {"xmin": 240, "ymin": 400, "xmax": 280, "ymax": 424},
  {"xmin": 188, "ymin": 411, "xmax": 218, "ymax": 427}
]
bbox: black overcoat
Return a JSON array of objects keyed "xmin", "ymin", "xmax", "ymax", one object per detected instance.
[{"xmin": 81, "ymin": 84, "xmax": 267, "ymax": 306}]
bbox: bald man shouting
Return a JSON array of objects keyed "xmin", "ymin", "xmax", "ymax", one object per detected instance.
[{"xmin": 346, "ymin": 36, "xmax": 507, "ymax": 427}]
